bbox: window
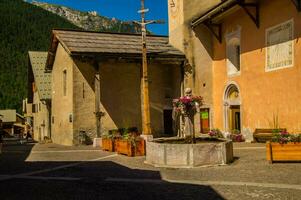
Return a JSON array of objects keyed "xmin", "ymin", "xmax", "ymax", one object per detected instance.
[
  {"xmin": 63, "ymin": 70, "xmax": 67, "ymax": 96},
  {"xmin": 82, "ymin": 82, "xmax": 85, "ymax": 99},
  {"xmin": 226, "ymin": 28, "xmax": 241, "ymax": 76},
  {"xmin": 32, "ymin": 104, "xmax": 37, "ymax": 113},
  {"xmin": 266, "ymin": 20, "xmax": 293, "ymax": 71}
]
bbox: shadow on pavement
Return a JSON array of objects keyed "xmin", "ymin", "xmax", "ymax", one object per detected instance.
[{"xmin": 0, "ymin": 140, "xmax": 225, "ymax": 200}]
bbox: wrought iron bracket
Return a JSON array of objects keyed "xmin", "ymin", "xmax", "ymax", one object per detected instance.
[
  {"xmin": 291, "ymin": 0, "xmax": 301, "ymax": 11},
  {"xmin": 204, "ymin": 21, "xmax": 222, "ymax": 43},
  {"xmin": 238, "ymin": 1, "xmax": 260, "ymax": 28}
]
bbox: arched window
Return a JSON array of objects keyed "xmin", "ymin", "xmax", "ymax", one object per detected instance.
[{"xmin": 224, "ymin": 84, "xmax": 240, "ymax": 104}]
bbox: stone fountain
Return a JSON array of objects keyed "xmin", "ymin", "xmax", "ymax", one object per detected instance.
[{"xmin": 145, "ymin": 88, "xmax": 233, "ymax": 168}]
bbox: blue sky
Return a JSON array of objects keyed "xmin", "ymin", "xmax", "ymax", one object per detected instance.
[{"xmin": 30, "ymin": 0, "xmax": 169, "ymax": 35}]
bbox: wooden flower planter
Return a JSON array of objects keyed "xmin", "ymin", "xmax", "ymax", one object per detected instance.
[
  {"xmin": 266, "ymin": 141, "xmax": 301, "ymax": 163},
  {"xmin": 116, "ymin": 139, "xmax": 145, "ymax": 157},
  {"xmin": 102, "ymin": 138, "xmax": 115, "ymax": 152}
]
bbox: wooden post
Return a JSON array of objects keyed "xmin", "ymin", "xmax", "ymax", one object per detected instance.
[
  {"xmin": 95, "ymin": 73, "xmax": 101, "ymax": 138},
  {"xmin": 140, "ymin": 0, "xmax": 152, "ymax": 135}
]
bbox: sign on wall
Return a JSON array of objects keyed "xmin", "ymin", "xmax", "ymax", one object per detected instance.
[{"xmin": 266, "ymin": 20, "xmax": 293, "ymax": 71}]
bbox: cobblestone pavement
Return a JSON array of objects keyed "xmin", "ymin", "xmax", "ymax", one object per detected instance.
[{"xmin": 0, "ymin": 141, "xmax": 300, "ymax": 199}]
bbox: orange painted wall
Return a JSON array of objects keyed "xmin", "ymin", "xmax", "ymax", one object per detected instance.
[{"xmin": 212, "ymin": 0, "xmax": 301, "ymax": 133}]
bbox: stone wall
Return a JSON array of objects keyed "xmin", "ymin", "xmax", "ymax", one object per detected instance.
[
  {"xmin": 98, "ymin": 61, "xmax": 181, "ymax": 137},
  {"xmin": 32, "ymin": 91, "xmax": 50, "ymax": 142},
  {"xmin": 168, "ymin": 0, "xmax": 219, "ymax": 131},
  {"xmin": 72, "ymin": 59, "xmax": 97, "ymax": 144},
  {"xmin": 51, "ymin": 44, "xmax": 74, "ymax": 146}
]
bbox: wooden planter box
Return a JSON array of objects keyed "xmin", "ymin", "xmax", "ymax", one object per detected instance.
[
  {"xmin": 116, "ymin": 139, "xmax": 145, "ymax": 157},
  {"xmin": 254, "ymin": 128, "xmax": 286, "ymax": 143},
  {"xmin": 266, "ymin": 141, "xmax": 301, "ymax": 163},
  {"xmin": 102, "ymin": 138, "xmax": 115, "ymax": 152}
]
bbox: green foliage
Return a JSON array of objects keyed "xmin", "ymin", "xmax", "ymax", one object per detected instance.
[{"xmin": 0, "ymin": 0, "xmax": 79, "ymax": 112}]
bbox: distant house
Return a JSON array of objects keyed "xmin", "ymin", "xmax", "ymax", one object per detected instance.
[
  {"xmin": 45, "ymin": 29, "xmax": 185, "ymax": 146},
  {"xmin": 0, "ymin": 109, "xmax": 25, "ymax": 136},
  {"xmin": 25, "ymin": 51, "xmax": 51, "ymax": 142}
]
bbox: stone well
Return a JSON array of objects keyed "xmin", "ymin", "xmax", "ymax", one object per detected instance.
[{"xmin": 145, "ymin": 138, "xmax": 233, "ymax": 168}]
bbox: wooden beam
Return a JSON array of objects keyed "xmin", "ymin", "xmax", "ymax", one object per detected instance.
[
  {"xmin": 291, "ymin": 0, "xmax": 301, "ymax": 12},
  {"xmin": 204, "ymin": 21, "xmax": 222, "ymax": 43},
  {"xmin": 238, "ymin": 1, "xmax": 260, "ymax": 28}
]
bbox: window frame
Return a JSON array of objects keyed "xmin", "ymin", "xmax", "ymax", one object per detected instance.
[
  {"xmin": 225, "ymin": 28, "xmax": 242, "ymax": 77},
  {"xmin": 63, "ymin": 69, "xmax": 67, "ymax": 96}
]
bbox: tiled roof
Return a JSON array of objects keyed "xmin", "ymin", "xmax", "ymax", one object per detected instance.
[
  {"xmin": 46, "ymin": 29, "xmax": 185, "ymax": 70},
  {"xmin": 53, "ymin": 30, "xmax": 184, "ymax": 56},
  {"xmin": 28, "ymin": 51, "xmax": 52, "ymax": 100}
]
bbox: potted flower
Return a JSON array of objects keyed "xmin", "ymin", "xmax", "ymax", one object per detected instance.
[
  {"xmin": 208, "ymin": 129, "xmax": 224, "ymax": 138},
  {"xmin": 115, "ymin": 127, "xmax": 145, "ymax": 157},
  {"xmin": 230, "ymin": 129, "xmax": 244, "ymax": 142},
  {"xmin": 266, "ymin": 131, "xmax": 301, "ymax": 163},
  {"xmin": 173, "ymin": 95, "xmax": 203, "ymax": 142},
  {"xmin": 101, "ymin": 129, "xmax": 121, "ymax": 152}
]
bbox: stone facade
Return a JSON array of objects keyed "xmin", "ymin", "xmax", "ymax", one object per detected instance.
[
  {"xmin": 51, "ymin": 44, "xmax": 182, "ymax": 146},
  {"xmin": 97, "ymin": 61, "xmax": 181, "ymax": 137},
  {"xmin": 51, "ymin": 44, "xmax": 74, "ymax": 146},
  {"xmin": 168, "ymin": 0, "xmax": 301, "ymax": 137},
  {"xmin": 32, "ymin": 91, "xmax": 50, "ymax": 142}
]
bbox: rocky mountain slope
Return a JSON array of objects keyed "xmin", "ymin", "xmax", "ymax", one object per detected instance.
[{"xmin": 31, "ymin": 1, "xmax": 141, "ymax": 33}]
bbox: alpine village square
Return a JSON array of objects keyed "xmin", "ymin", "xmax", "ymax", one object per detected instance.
[{"xmin": 0, "ymin": 0, "xmax": 301, "ymax": 199}]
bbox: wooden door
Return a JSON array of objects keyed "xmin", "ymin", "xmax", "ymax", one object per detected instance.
[
  {"xmin": 200, "ymin": 108, "xmax": 210, "ymax": 133},
  {"xmin": 230, "ymin": 105, "xmax": 240, "ymax": 131}
]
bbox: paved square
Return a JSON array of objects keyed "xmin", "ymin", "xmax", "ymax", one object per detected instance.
[{"xmin": 0, "ymin": 141, "xmax": 300, "ymax": 199}]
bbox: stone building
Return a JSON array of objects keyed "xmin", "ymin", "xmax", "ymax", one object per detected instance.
[
  {"xmin": 168, "ymin": 0, "xmax": 301, "ymax": 139},
  {"xmin": 27, "ymin": 51, "xmax": 52, "ymax": 142},
  {"xmin": 45, "ymin": 29, "xmax": 185, "ymax": 146}
]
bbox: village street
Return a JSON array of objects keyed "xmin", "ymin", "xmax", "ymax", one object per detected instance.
[{"xmin": 0, "ymin": 139, "xmax": 300, "ymax": 200}]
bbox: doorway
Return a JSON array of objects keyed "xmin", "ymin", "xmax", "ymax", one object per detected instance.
[
  {"xmin": 200, "ymin": 108, "xmax": 210, "ymax": 133},
  {"xmin": 224, "ymin": 83, "xmax": 241, "ymax": 132},
  {"xmin": 163, "ymin": 109, "xmax": 173, "ymax": 135},
  {"xmin": 229, "ymin": 105, "xmax": 240, "ymax": 131}
]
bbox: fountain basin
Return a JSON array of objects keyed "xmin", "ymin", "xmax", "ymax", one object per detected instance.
[{"xmin": 145, "ymin": 138, "xmax": 233, "ymax": 168}]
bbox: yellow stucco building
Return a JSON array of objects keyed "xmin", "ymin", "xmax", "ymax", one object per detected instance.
[{"xmin": 168, "ymin": 0, "xmax": 301, "ymax": 139}]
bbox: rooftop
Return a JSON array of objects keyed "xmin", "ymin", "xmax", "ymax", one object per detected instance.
[
  {"xmin": 28, "ymin": 51, "xmax": 52, "ymax": 100},
  {"xmin": 46, "ymin": 29, "xmax": 185, "ymax": 70}
]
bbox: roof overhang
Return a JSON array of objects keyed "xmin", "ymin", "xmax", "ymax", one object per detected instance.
[
  {"xmin": 191, "ymin": 0, "xmax": 260, "ymax": 43},
  {"xmin": 45, "ymin": 31, "xmax": 59, "ymax": 72},
  {"xmin": 191, "ymin": 0, "xmax": 239, "ymax": 28}
]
